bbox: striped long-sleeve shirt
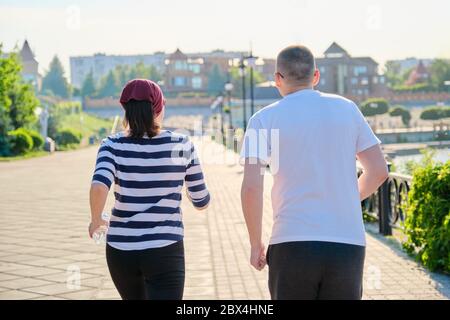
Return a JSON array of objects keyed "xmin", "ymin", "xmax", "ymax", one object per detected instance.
[{"xmin": 92, "ymin": 130, "xmax": 210, "ymax": 251}]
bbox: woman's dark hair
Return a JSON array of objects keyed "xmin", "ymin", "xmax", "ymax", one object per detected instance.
[{"xmin": 123, "ymin": 99, "xmax": 160, "ymax": 138}]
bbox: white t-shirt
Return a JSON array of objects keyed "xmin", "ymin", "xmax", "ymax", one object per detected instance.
[{"xmin": 240, "ymin": 89, "xmax": 381, "ymax": 247}]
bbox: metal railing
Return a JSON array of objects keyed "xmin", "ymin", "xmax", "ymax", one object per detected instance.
[{"xmin": 359, "ymin": 165, "xmax": 412, "ymax": 235}]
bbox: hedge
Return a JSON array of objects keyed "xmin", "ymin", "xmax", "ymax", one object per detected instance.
[{"xmin": 403, "ymin": 160, "xmax": 450, "ymax": 273}]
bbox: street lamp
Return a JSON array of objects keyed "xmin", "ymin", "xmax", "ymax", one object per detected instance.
[
  {"xmin": 238, "ymin": 58, "xmax": 247, "ymax": 129},
  {"xmin": 224, "ymin": 81, "xmax": 234, "ymax": 129},
  {"xmin": 244, "ymin": 51, "xmax": 258, "ymax": 117}
]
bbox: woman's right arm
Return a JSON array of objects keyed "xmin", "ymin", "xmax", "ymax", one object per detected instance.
[
  {"xmin": 89, "ymin": 139, "xmax": 116, "ymax": 237},
  {"xmin": 89, "ymin": 183, "xmax": 109, "ymax": 237}
]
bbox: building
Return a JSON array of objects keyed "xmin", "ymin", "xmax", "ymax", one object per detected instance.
[
  {"xmin": 164, "ymin": 49, "xmax": 206, "ymax": 92},
  {"xmin": 315, "ymin": 42, "xmax": 387, "ymax": 99},
  {"xmin": 19, "ymin": 40, "xmax": 41, "ymax": 91},
  {"xmin": 163, "ymin": 49, "xmax": 246, "ymax": 93},
  {"xmin": 386, "ymin": 57, "xmax": 433, "ymax": 75},
  {"xmin": 405, "ymin": 60, "xmax": 430, "ymax": 86},
  {"xmin": 255, "ymin": 58, "xmax": 276, "ymax": 81},
  {"xmin": 70, "ymin": 52, "xmax": 166, "ymax": 88}
]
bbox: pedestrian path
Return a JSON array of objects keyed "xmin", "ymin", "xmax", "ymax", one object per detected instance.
[{"xmin": 0, "ymin": 137, "xmax": 448, "ymax": 300}]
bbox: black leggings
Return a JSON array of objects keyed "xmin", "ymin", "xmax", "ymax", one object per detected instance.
[
  {"xmin": 267, "ymin": 241, "xmax": 365, "ymax": 300},
  {"xmin": 106, "ymin": 241, "xmax": 185, "ymax": 300}
]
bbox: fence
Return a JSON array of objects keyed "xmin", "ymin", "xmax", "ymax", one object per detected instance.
[{"xmin": 361, "ymin": 167, "xmax": 412, "ymax": 235}]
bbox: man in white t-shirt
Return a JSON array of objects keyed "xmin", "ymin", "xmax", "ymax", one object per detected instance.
[{"xmin": 240, "ymin": 45, "xmax": 388, "ymax": 300}]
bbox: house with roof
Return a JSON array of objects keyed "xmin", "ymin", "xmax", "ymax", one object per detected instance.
[
  {"xmin": 315, "ymin": 42, "xmax": 387, "ymax": 100},
  {"xmin": 18, "ymin": 40, "xmax": 41, "ymax": 91}
]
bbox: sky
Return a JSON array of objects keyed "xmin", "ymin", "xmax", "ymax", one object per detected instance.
[{"xmin": 1, "ymin": 0, "xmax": 450, "ymax": 79}]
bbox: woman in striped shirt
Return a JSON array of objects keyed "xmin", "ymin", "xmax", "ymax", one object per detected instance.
[{"xmin": 88, "ymin": 79, "xmax": 210, "ymax": 300}]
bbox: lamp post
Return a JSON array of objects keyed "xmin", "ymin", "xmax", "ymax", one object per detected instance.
[
  {"xmin": 224, "ymin": 81, "xmax": 234, "ymax": 129},
  {"xmin": 219, "ymin": 96, "xmax": 225, "ymax": 142},
  {"xmin": 211, "ymin": 95, "xmax": 225, "ymax": 141},
  {"xmin": 239, "ymin": 58, "xmax": 247, "ymax": 129},
  {"xmin": 244, "ymin": 51, "xmax": 258, "ymax": 117}
]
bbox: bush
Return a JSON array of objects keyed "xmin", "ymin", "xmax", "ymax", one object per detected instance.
[
  {"xmin": 389, "ymin": 106, "xmax": 411, "ymax": 127},
  {"xmin": 420, "ymin": 106, "xmax": 450, "ymax": 121},
  {"xmin": 24, "ymin": 129, "xmax": 44, "ymax": 150},
  {"xmin": 403, "ymin": 160, "xmax": 450, "ymax": 273},
  {"xmin": 7, "ymin": 128, "xmax": 33, "ymax": 155},
  {"xmin": 55, "ymin": 128, "xmax": 82, "ymax": 146},
  {"xmin": 360, "ymin": 98, "xmax": 389, "ymax": 117},
  {"xmin": 98, "ymin": 127, "xmax": 108, "ymax": 137}
]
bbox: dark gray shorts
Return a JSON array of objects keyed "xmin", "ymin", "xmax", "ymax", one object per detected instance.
[{"xmin": 267, "ymin": 241, "xmax": 366, "ymax": 300}]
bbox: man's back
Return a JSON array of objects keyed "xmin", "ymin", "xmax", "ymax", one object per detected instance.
[{"xmin": 242, "ymin": 89, "xmax": 380, "ymax": 247}]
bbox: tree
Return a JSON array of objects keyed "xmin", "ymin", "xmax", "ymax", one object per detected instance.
[
  {"xmin": 41, "ymin": 56, "xmax": 71, "ymax": 98},
  {"xmin": 0, "ymin": 45, "xmax": 19, "ymax": 155},
  {"xmin": 207, "ymin": 65, "xmax": 227, "ymax": 95},
  {"xmin": 96, "ymin": 62, "xmax": 163, "ymax": 98},
  {"xmin": 8, "ymin": 82, "xmax": 39, "ymax": 129},
  {"xmin": 80, "ymin": 71, "xmax": 96, "ymax": 98},
  {"xmin": 229, "ymin": 66, "xmax": 266, "ymax": 98},
  {"xmin": 130, "ymin": 61, "xmax": 161, "ymax": 82},
  {"xmin": 97, "ymin": 70, "xmax": 118, "ymax": 98},
  {"xmin": 384, "ymin": 61, "xmax": 415, "ymax": 89},
  {"xmin": 389, "ymin": 106, "xmax": 411, "ymax": 127},
  {"xmin": 115, "ymin": 65, "xmax": 130, "ymax": 89},
  {"xmin": 429, "ymin": 59, "xmax": 450, "ymax": 92},
  {"xmin": 384, "ymin": 61, "xmax": 403, "ymax": 88},
  {"xmin": 0, "ymin": 44, "xmax": 40, "ymax": 156}
]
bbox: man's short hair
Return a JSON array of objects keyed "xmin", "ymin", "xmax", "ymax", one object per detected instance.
[{"xmin": 276, "ymin": 45, "xmax": 316, "ymax": 85}]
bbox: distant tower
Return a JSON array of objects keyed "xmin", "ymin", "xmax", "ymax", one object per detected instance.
[{"xmin": 19, "ymin": 40, "xmax": 41, "ymax": 91}]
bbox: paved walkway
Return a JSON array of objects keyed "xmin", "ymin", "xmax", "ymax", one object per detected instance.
[{"xmin": 0, "ymin": 137, "xmax": 449, "ymax": 300}]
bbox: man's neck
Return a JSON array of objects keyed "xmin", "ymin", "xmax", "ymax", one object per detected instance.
[{"xmin": 283, "ymin": 85, "xmax": 314, "ymax": 97}]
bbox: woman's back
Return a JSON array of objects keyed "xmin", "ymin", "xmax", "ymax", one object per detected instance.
[{"xmin": 92, "ymin": 130, "xmax": 210, "ymax": 251}]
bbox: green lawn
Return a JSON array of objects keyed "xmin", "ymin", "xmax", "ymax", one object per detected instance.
[{"xmin": 59, "ymin": 112, "xmax": 115, "ymax": 140}]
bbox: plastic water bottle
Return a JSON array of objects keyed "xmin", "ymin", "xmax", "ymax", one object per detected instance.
[{"xmin": 92, "ymin": 212, "xmax": 110, "ymax": 245}]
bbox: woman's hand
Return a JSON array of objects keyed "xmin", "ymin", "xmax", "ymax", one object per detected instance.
[{"xmin": 88, "ymin": 219, "xmax": 109, "ymax": 238}]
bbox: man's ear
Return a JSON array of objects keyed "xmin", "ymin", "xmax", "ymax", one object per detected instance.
[
  {"xmin": 274, "ymin": 73, "xmax": 282, "ymax": 88},
  {"xmin": 312, "ymin": 69, "xmax": 320, "ymax": 87}
]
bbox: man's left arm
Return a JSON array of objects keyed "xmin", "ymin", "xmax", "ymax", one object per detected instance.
[{"xmin": 241, "ymin": 158, "xmax": 266, "ymax": 271}]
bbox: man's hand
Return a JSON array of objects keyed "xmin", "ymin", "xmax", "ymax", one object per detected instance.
[{"xmin": 250, "ymin": 243, "xmax": 267, "ymax": 271}]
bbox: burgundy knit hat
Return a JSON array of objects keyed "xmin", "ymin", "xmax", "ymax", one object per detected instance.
[{"xmin": 119, "ymin": 79, "xmax": 165, "ymax": 116}]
